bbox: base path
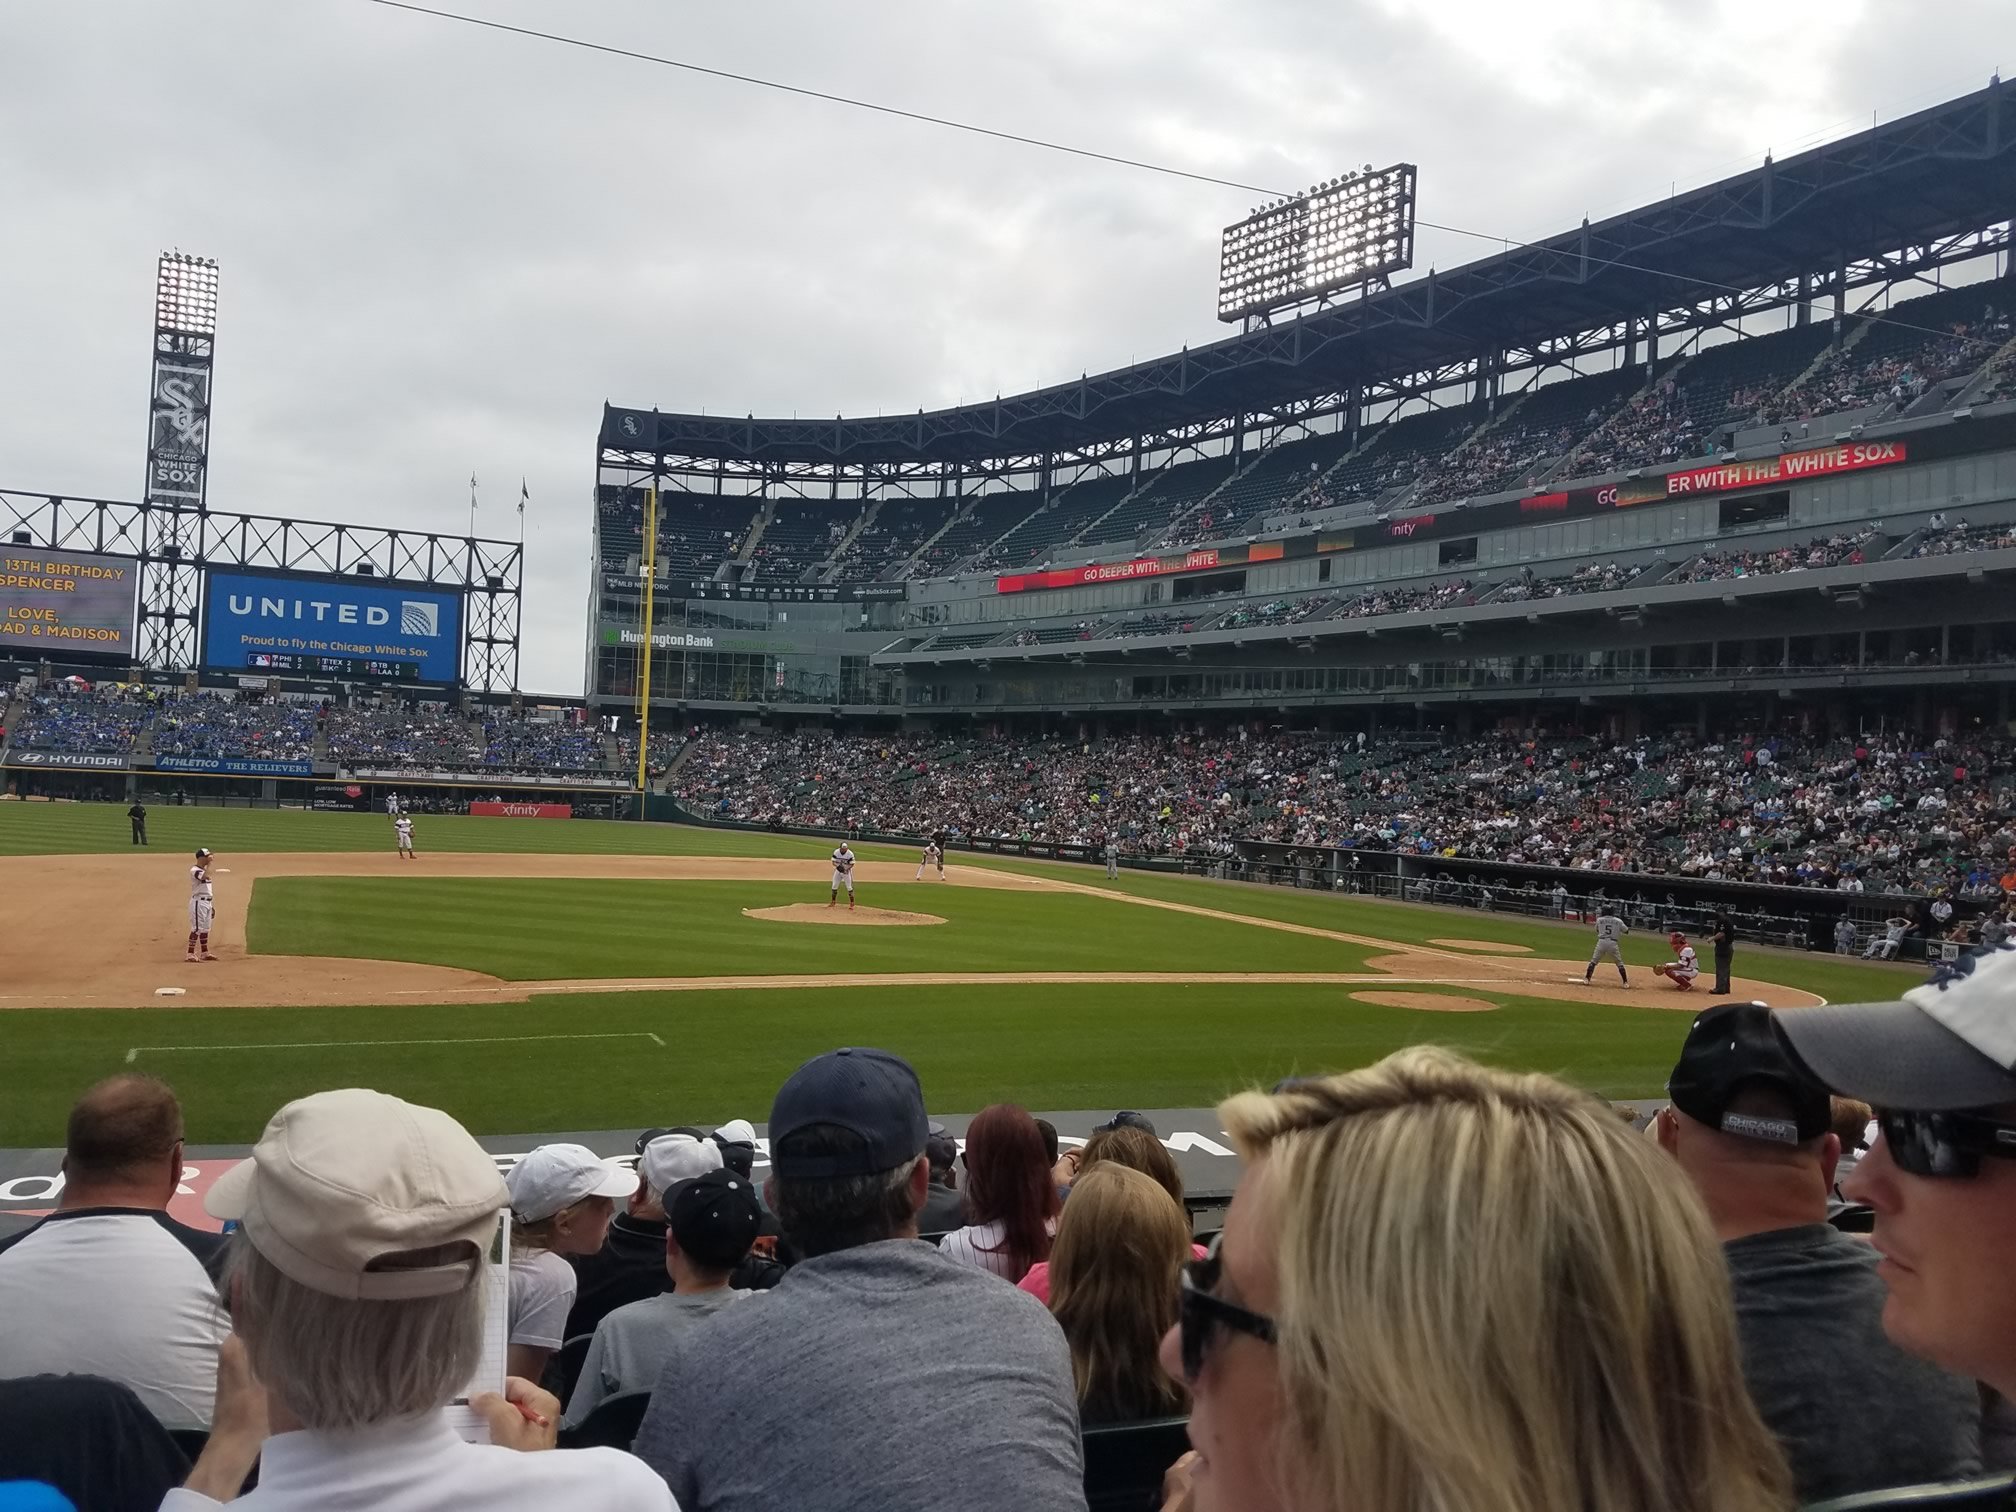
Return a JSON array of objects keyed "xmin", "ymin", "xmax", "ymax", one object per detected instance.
[{"xmin": 0, "ymin": 851, "xmax": 1824, "ymax": 1012}]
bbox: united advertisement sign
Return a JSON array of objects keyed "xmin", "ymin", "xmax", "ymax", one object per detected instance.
[{"xmin": 203, "ymin": 571, "xmax": 464, "ymax": 683}]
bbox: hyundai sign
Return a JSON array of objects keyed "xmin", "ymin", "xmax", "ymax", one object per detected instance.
[{"xmin": 203, "ymin": 571, "xmax": 463, "ymax": 683}]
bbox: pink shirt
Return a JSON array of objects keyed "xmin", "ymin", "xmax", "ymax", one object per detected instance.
[{"xmin": 1017, "ymin": 1243, "xmax": 1208, "ymax": 1305}]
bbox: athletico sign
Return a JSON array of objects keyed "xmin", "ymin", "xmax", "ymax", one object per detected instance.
[
  {"xmin": 469, "ymin": 801, "xmax": 572, "ymax": 819},
  {"xmin": 997, "ymin": 549, "xmax": 1221, "ymax": 595},
  {"xmin": 156, "ymin": 755, "xmax": 314, "ymax": 778}
]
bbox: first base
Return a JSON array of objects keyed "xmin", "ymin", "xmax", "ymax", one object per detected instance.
[{"xmin": 154, "ymin": 987, "xmax": 187, "ymax": 997}]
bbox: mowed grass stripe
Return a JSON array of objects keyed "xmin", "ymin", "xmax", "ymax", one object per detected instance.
[
  {"xmin": 0, "ymin": 801, "xmax": 841, "ymax": 859},
  {"xmin": 0, "ymin": 983, "xmax": 1699, "ymax": 1145},
  {"xmin": 245, "ymin": 877, "xmax": 1380, "ymax": 980}
]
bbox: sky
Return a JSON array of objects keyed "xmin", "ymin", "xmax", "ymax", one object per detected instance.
[{"xmin": 1, "ymin": 0, "xmax": 2011, "ymax": 692}]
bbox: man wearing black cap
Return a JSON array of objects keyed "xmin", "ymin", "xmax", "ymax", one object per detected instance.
[
  {"xmin": 1657, "ymin": 1002, "xmax": 1981, "ymax": 1501},
  {"xmin": 564, "ymin": 1169, "xmax": 759, "ymax": 1428},
  {"xmin": 633, "ymin": 1046, "xmax": 1084, "ymax": 1512},
  {"xmin": 1775, "ymin": 944, "xmax": 2016, "ymax": 1414}
]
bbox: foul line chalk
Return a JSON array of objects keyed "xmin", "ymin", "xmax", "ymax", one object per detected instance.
[{"xmin": 123, "ymin": 1031, "xmax": 662, "ymax": 1064}]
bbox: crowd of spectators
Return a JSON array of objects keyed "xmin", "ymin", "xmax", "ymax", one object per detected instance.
[
  {"xmin": 1671, "ymin": 527, "xmax": 1882, "ymax": 584},
  {"xmin": 674, "ymin": 725, "xmax": 2016, "ymax": 896},
  {"xmin": 10, "ymin": 967, "xmax": 2016, "ymax": 1511},
  {"xmin": 8, "ymin": 683, "xmax": 155, "ymax": 752},
  {"xmin": 150, "ymin": 695, "xmax": 317, "ymax": 764},
  {"xmin": 1571, "ymin": 376, "xmax": 1701, "ymax": 475},
  {"xmin": 1215, "ymin": 596, "xmax": 1333, "ymax": 631},
  {"xmin": 481, "ymin": 716, "xmax": 607, "ymax": 772},
  {"xmin": 1412, "ymin": 419, "xmax": 1578, "ymax": 505},
  {"xmin": 324, "ymin": 706, "xmax": 486, "ymax": 768},
  {"xmin": 1498, "ymin": 559, "xmax": 1652, "ymax": 602},
  {"xmin": 1764, "ymin": 307, "xmax": 2010, "ymax": 424},
  {"xmin": 1911, "ymin": 516, "xmax": 2016, "ymax": 558},
  {"xmin": 1330, "ymin": 576, "xmax": 1481, "ymax": 620}
]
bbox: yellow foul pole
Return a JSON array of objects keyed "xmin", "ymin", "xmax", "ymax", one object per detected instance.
[{"xmin": 635, "ymin": 486, "xmax": 658, "ymax": 794}]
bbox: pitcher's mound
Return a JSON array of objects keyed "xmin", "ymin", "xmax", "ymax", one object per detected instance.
[
  {"xmin": 1351, "ymin": 990, "xmax": 1500, "ymax": 1013},
  {"xmin": 1429, "ymin": 938, "xmax": 1534, "ymax": 954},
  {"xmin": 742, "ymin": 904, "xmax": 947, "ymax": 927}
]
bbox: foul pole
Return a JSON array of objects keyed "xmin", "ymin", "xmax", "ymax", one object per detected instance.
[{"xmin": 635, "ymin": 486, "xmax": 659, "ymax": 799}]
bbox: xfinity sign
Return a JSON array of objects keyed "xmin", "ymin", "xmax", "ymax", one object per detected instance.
[{"xmin": 204, "ymin": 570, "xmax": 463, "ymax": 683}]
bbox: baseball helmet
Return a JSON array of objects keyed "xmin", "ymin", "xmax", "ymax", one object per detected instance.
[
  {"xmin": 1668, "ymin": 930, "xmax": 1686, "ymax": 949},
  {"xmin": 195, "ymin": 847, "xmax": 212, "ymax": 860}
]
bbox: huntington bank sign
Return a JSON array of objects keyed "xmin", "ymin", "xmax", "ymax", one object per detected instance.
[{"xmin": 203, "ymin": 571, "xmax": 464, "ymax": 682}]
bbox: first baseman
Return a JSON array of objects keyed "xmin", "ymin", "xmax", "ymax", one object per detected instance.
[
  {"xmin": 830, "ymin": 842, "xmax": 857, "ymax": 909},
  {"xmin": 186, "ymin": 848, "xmax": 217, "ymax": 962},
  {"xmin": 915, "ymin": 840, "xmax": 944, "ymax": 881}
]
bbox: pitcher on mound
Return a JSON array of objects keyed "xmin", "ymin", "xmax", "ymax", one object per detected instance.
[{"xmin": 830, "ymin": 842, "xmax": 857, "ymax": 910}]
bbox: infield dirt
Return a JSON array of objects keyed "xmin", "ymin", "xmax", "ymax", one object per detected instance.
[{"xmin": 1, "ymin": 852, "xmax": 1826, "ymax": 1013}]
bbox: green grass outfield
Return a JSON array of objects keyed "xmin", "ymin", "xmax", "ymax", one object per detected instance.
[{"xmin": 0, "ymin": 800, "xmax": 1919, "ymax": 1146}]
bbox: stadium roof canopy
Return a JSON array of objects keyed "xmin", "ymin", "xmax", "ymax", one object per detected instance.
[{"xmin": 604, "ymin": 80, "xmax": 2016, "ymax": 468}]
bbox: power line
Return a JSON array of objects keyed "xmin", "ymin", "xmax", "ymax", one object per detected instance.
[
  {"xmin": 357, "ymin": 0, "xmax": 1282, "ymax": 198},
  {"xmin": 363, "ymin": 0, "xmax": 2000, "ymax": 347}
]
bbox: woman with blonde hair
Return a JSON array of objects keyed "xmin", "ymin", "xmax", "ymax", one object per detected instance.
[
  {"xmin": 1158, "ymin": 1045, "xmax": 1793, "ymax": 1512},
  {"xmin": 1023, "ymin": 1122, "xmax": 1204, "ymax": 1304},
  {"xmin": 502, "ymin": 1142, "xmax": 635, "ymax": 1381},
  {"xmin": 1047, "ymin": 1164, "xmax": 1192, "ymax": 1425}
]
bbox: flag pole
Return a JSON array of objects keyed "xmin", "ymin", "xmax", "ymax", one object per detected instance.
[
  {"xmin": 468, "ymin": 472, "xmax": 478, "ymax": 540},
  {"xmin": 635, "ymin": 486, "xmax": 658, "ymax": 801}
]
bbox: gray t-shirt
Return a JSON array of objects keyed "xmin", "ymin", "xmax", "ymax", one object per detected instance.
[
  {"xmin": 565, "ymin": 1286, "xmax": 747, "ymax": 1428},
  {"xmin": 633, "ymin": 1238, "xmax": 1086, "ymax": 1512},
  {"xmin": 1724, "ymin": 1224, "xmax": 1981, "ymax": 1502}
]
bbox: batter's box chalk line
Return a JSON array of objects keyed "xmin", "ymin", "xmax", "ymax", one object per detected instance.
[{"xmin": 124, "ymin": 1030, "xmax": 664, "ymax": 1064}]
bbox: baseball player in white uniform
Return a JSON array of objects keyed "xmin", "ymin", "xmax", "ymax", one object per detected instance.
[
  {"xmin": 186, "ymin": 848, "xmax": 218, "ymax": 962},
  {"xmin": 1103, "ymin": 838, "xmax": 1120, "ymax": 881},
  {"xmin": 915, "ymin": 840, "xmax": 944, "ymax": 881},
  {"xmin": 829, "ymin": 843, "xmax": 857, "ymax": 910},
  {"xmin": 1585, "ymin": 911, "xmax": 1629, "ymax": 985},
  {"xmin": 394, "ymin": 815, "xmax": 416, "ymax": 861},
  {"xmin": 1653, "ymin": 931, "xmax": 1700, "ymax": 990}
]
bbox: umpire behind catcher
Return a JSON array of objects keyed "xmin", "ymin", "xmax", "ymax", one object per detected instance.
[{"xmin": 1710, "ymin": 908, "xmax": 1736, "ymax": 995}]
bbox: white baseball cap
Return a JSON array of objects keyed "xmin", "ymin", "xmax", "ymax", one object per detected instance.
[
  {"xmin": 640, "ymin": 1133, "xmax": 722, "ymax": 1197},
  {"xmin": 1775, "ymin": 943, "xmax": 2016, "ymax": 1110},
  {"xmin": 712, "ymin": 1118, "xmax": 757, "ymax": 1147},
  {"xmin": 505, "ymin": 1142, "xmax": 637, "ymax": 1222},
  {"xmin": 206, "ymin": 1089, "xmax": 509, "ymax": 1301}
]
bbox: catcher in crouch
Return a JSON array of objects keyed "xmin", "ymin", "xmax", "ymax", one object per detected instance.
[{"xmin": 1653, "ymin": 930, "xmax": 1700, "ymax": 990}]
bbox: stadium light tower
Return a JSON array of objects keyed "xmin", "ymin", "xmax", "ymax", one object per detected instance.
[
  {"xmin": 1217, "ymin": 163, "xmax": 1417, "ymax": 329},
  {"xmin": 139, "ymin": 251, "xmax": 220, "ymax": 669}
]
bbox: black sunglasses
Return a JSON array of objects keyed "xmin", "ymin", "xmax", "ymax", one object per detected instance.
[
  {"xmin": 1877, "ymin": 1107, "xmax": 2016, "ymax": 1179},
  {"xmin": 1177, "ymin": 1233, "xmax": 1277, "ymax": 1381}
]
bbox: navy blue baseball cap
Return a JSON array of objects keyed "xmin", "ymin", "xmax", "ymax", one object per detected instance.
[{"xmin": 769, "ymin": 1047, "xmax": 929, "ymax": 1179}]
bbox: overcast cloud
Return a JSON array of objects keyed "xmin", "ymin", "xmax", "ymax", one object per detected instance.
[{"xmin": 1, "ymin": 1, "xmax": 2010, "ymax": 691}]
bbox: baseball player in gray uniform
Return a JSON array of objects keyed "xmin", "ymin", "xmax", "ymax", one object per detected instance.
[{"xmin": 1585, "ymin": 909, "xmax": 1629, "ymax": 985}]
